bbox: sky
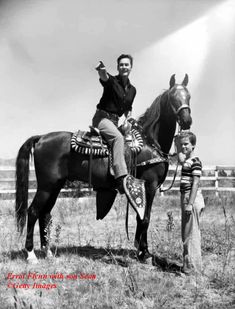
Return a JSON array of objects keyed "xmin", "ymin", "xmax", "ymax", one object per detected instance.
[{"xmin": 0, "ymin": 0, "xmax": 235, "ymax": 165}]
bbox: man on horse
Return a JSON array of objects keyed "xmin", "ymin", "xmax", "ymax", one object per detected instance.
[{"xmin": 92, "ymin": 54, "xmax": 146, "ymax": 219}]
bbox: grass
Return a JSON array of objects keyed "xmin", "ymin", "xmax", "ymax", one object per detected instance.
[{"xmin": 0, "ymin": 193, "xmax": 235, "ymax": 309}]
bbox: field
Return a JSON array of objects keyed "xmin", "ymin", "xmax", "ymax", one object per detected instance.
[{"xmin": 0, "ymin": 193, "xmax": 234, "ymax": 309}]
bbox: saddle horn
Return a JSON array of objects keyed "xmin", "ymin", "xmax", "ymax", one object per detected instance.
[
  {"xmin": 182, "ymin": 74, "xmax": 189, "ymax": 86},
  {"xmin": 169, "ymin": 74, "xmax": 176, "ymax": 89}
]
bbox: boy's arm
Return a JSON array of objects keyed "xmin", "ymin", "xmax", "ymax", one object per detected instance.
[
  {"xmin": 95, "ymin": 61, "xmax": 109, "ymax": 81},
  {"xmin": 186, "ymin": 175, "xmax": 200, "ymax": 212}
]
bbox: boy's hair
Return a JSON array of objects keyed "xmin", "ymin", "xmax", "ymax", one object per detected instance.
[
  {"xmin": 117, "ymin": 54, "xmax": 133, "ymax": 67},
  {"xmin": 178, "ymin": 131, "xmax": 197, "ymax": 146}
]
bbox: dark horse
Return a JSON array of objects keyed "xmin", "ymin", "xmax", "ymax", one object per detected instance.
[{"xmin": 15, "ymin": 74, "xmax": 192, "ymax": 263}]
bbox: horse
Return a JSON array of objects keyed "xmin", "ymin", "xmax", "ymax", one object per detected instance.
[{"xmin": 15, "ymin": 74, "xmax": 192, "ymax": 263}]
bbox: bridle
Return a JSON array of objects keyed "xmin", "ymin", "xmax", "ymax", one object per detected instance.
[
  {"xmin": 167, "ymin": 86, "xmax": 191, "ymax": 117},
  {"xmin": 159, "ymin": 88, "xmax": 191, "ymax": 193},
  {"xmin": 175, "ymin": 104, "xmax": 191, "ymax": 116}
]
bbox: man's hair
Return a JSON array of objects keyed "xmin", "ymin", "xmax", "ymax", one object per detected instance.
[
  {"xmin": 179, "ymin": 131, "xmax": 197, "ymax": 146},
  {"xmin": 117, "ymin": 54, "xmax": 133, "ymax": 67}
]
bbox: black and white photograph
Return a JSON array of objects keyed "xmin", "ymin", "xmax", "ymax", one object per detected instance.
[{"xmin": 0, "ymin": 0, "xmax": 234, "ymax": 308}]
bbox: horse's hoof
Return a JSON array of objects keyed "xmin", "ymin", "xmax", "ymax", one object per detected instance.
[
  {"xmin": 137, "ymin": 250, "xmax": 152, "ymax": 264},
  {"xmin": 46, "ymin": 250, "xmax": 53, "ymax": 259},
  {"xmin": 27, "ymin": 257, "xmax": 39, "ymax": 264},
  {"xmin": 26, "ymin": 250, "xmax": 38, "ymax": 264},
  {"xmin": 42, "ymin": 247, "xmax": 54, "ymax": 259}
]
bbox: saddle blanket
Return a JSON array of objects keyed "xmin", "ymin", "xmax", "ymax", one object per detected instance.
[{"xmin": 71, "ymin": 125, "xmax": 144, "ymax": 157}]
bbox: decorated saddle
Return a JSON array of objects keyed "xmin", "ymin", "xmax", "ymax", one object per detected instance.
[
  {"xmin": 71, "ymin": 118, "xmax": 146, "ymax": 220},
  {"xmin": 71, "ymin": 118, "xmax": 144, "ymax": 157},
  {"xmin": 123, "ymin": 175, "xmax": 146, "ymax": 220}
]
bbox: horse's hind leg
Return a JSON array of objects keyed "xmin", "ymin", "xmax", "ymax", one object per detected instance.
[
  {"xmin": 39, "ymin": 187, "xmax": 62, "ymax": 258},
  {"xmin": 39, "ymin": 213, "xmax": 53, "ymax": 257},
  {"xmin": 25, "ymin": 188, "xmax": 59, "ymax": 263}
]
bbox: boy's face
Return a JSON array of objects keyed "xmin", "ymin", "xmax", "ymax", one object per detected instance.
[{"xmin": 180, "ymin": 137, "xmax": 194, "ymax": 157}]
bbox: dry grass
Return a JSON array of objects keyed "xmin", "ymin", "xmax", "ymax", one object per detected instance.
[{"xmin": 0, "ymin": 193, "xmax": 235, "ymax": 309}]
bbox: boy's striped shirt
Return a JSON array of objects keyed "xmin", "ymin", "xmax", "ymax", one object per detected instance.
[{"xmin": 180, "ymin": 157, "xmax": 202, "ymax": 193}]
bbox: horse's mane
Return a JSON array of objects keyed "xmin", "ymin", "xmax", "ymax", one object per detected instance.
[{"xmin": 138, "ymin": 90, "xmax": 168, "ymax": 146}]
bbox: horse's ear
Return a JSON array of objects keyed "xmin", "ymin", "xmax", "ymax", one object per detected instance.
[
  {"xmin": 169, "ymin": 74, "xmax": 175, "ymax": 89},
  {"xmin": 182, "ymin": 74, "xmax": 189, "ymax": 86}
]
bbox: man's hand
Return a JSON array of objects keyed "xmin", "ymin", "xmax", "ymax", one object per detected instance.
[
  {"xmin": 95, "ymin": 61, "xmax": 108, "ymax": 81},
  {"xmin": 95, "ymin": 61, "xmax": 105, "ymax": 71},
  {"xmin": 120, "ymin": 119, "xmax": 131, "ymax": 135}
]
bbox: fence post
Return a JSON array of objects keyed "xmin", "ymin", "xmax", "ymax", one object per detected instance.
[{"xmin": 215, "ymin": 168, "xmax": 219, "ymax": 197}]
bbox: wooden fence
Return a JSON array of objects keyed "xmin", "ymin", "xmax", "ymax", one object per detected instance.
[
  {"xmin": 160, "ymin": 165, "xmax": 235, "ymax": 196},
  {"xmin": 0, "ymin": 165, "xmax": 235, "ymax": 200}
]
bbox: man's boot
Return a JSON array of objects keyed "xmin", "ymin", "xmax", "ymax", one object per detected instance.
[{"xmin": 115, "ymin": 175, "xmax": 126, "ymax": 194}]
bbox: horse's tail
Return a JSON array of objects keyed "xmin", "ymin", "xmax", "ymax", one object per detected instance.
[{"xmin": 15, "ymin": 135, "xmax": 42, "ymax": 234}]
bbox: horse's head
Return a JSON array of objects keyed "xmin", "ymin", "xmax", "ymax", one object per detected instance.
[{"xmin": 168, "ymin": 74, "xmax": 192, "ymax": 130}]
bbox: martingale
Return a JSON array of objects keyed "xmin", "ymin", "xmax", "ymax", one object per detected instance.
[{"xmin": 71, "ymin": 126, "xmax": 144, "ymax": 157}]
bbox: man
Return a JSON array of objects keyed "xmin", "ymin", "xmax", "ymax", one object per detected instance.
[{"xmin": 92, "ymin": 54, "xmax": 145, "ymax": 219}]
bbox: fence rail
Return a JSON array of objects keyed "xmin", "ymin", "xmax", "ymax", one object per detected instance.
[{"xmin": 0, "ymin": 165, "xmax": 235, "ymax": 199}]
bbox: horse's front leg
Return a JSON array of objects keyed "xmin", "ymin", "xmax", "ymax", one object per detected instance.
[{"xmin": 134, "ymin": 184, "xmax": 156, "ymax": 261}]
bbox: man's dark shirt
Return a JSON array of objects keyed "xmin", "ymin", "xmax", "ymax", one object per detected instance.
[{"xmin": 96, "ymin": 74, "xmax": 136, "ymax": 117}]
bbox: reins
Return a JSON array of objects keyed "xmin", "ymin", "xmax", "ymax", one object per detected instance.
[
  {"xmin": 159, "ymin": 160, "xmax": 179, "ymax": 193},
  {"xmin": 159, "ymin": 124, "xmax": 181, "ymax": 193}
]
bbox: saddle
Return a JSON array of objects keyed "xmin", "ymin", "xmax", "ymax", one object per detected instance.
[
  {"xmin": 71, "ymin": 118, "xmax": 144, "ymax": 157},
  {"xmin": 71, "ymin": 118, "xmax": 146, "ymax": 220}
]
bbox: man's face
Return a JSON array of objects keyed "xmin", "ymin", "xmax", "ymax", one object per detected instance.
[{"xmin": 117, "ymin": 58, "xmax": 132, "ymax": 78}]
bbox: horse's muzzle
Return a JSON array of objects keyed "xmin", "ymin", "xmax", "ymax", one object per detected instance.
[{"xmin": 178, "ymin": 109, "xmax": 192, "ymax": 130}]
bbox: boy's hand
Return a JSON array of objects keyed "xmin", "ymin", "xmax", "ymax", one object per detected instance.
[
  {"xmin": 185, "ymin": 203, "xmax": 193, "ymax": 219},
  {"xmin": 185, "ymin": 203, "xmax": 193, "ymax": 211}
]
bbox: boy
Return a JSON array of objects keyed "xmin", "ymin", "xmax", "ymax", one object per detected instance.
[{"xmin": 175, "ymin": 131, "xmax": 205, "ymax": 274}]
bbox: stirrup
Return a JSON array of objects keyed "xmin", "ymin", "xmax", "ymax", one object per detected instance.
[{"xmin": 123, "ymin": 175, "xmax": 146, "ymax": 220}]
